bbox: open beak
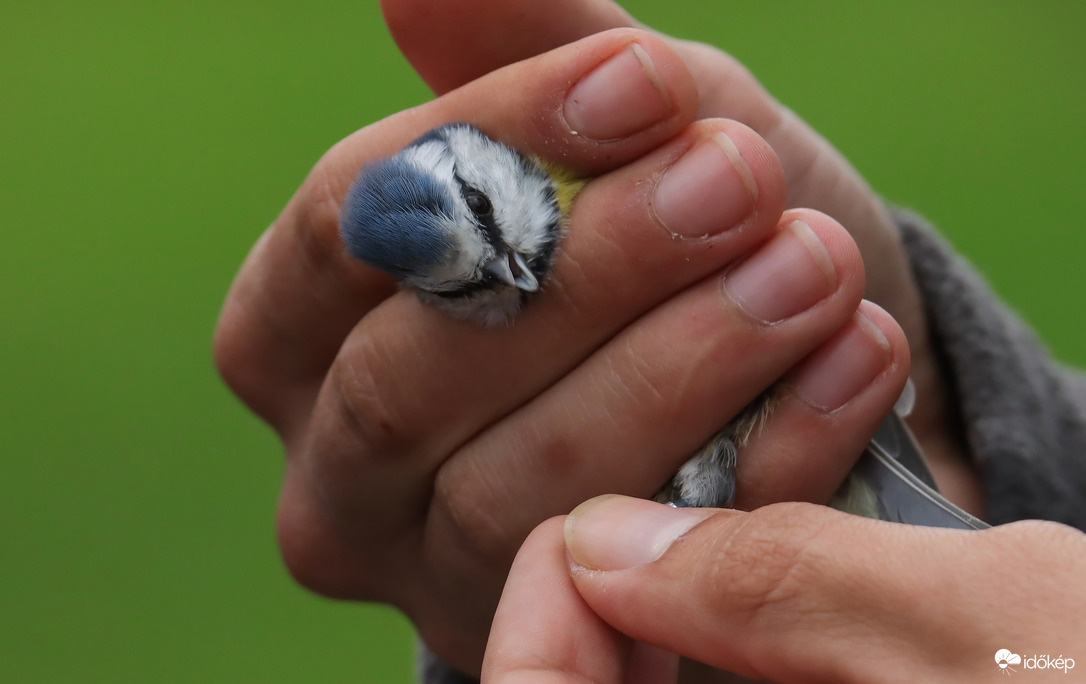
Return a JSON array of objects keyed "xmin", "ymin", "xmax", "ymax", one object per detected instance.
[{"xmin": 483, "ymin": 251, "xmax": 539, "ymax": 292}]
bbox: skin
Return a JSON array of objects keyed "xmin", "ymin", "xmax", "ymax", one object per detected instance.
[
  {"xmin": 484, "ymin": 497, "xmax": 1086, "ymax": 683},
  {"xmin": 213, "ymin": 0, "xmax": 988, "ymax": 677}
]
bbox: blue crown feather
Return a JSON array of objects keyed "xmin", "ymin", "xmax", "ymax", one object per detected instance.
[{"xmin": 339, "ymin": 156, "xmax": 456, "ymax": 278}]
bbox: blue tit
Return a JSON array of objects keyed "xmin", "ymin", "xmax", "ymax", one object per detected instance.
[
  {"xmin": 339, "ymin": 123, "xmax": 581, "ymax": 326},
  {"xmin": 338, "ymin": 123, "xmax": 988, "ymax": 528}
]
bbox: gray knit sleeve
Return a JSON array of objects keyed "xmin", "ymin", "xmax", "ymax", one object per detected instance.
[
  {"xmin": 894, "ymin": 208, "xmax": 1086, "ymax": 528},
  {"xmin": 416, "ymin": 642, "xmax": 478, "ymax": 684}
]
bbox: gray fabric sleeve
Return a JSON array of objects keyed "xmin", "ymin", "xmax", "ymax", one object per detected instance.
[
  {"xmin": 418, "ymin": 209, "xmax": 1086, "ymax": 683},
  {"xmin": 416, "ymin": 642, "xmax": 478, "ymax": 684},
  {"xmin": 894, "ymin": 207, "xmax": 1086, "ymax": 528}
]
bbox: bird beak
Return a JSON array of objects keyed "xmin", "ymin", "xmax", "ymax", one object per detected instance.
[{"xmin": 483, "ymin": 251, "xmax": 539, "ymax": 293}]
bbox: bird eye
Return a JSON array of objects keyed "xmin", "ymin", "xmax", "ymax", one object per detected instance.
[{"xmin": 465, "ymin": 191, "xmax": 492, "ymax": 218}]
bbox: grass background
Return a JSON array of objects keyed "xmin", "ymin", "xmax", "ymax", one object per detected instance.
[{"xmin": 2, "ymin": 1, "xmax": 1082, "ymax": 681}]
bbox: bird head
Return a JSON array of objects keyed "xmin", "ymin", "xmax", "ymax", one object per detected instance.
[{"xmin": 340, "ymin": 123, "xmax": 575, "ymax": 324}]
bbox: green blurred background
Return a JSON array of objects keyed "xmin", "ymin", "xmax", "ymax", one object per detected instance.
[{"xmin": 2, "ymin": 1, "xmax": 1082, "ymax": 681}]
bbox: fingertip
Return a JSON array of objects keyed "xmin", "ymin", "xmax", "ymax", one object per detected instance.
[
  {"xmin": 485, "ymin": 514, "xmax": 628, "ymax": 683},
  {"xmin": 563, "ymin": 41, "xmax": 675, "ymax": 141},
  {"xmin": 649, "ymin": 119, "xmax": 786, "ymax": 243},
  {"xmin": 564, "ymin": 495, "xmax": 717, "ymax": 571},
  {"xmin": 855, "ymin": 299, "xmax": 912, "ymax": 371},
  {"xmin": 734, "ymin": 299, "xmax": 911, "ymax": 508},
  {"xmin": 788, "ymin": 306, "xmax": 896, "ymax": 413},
  {"xmin": 435, "ymin": 28, "xmax": 698, "ymax": 175},
  {"xmin": 779, "ymin": 209, "xmax": 866, "ymax": 302}
]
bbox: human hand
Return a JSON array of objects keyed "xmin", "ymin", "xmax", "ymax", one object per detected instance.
[
  {"xmin": 484, "ymin": 495, "xmax": 1086, "ymax": 683},
  {"xmin": 214, "ymin": 29, "xmax": 909, "ymax": 674},
  {"xmin": 379, "ymin": 0, "xmax": 982, "ymax": 514}
]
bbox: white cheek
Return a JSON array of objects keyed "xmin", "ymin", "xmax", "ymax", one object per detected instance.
[
  {"xmin": 430, "ymin": 229, "xmax": 491, "ymax": 284},
  {"xmin": 496, "ymin": 185, "xmax": 559, "ymax": 253}
]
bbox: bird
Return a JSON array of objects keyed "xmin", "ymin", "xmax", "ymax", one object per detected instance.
[
  {"xmin": 336, "ymin": 123, "xmax": 989, "ymax": 529},
  {"xmin": 338, "ymin": 122, "xmax": 754, "ymax": 508},
  {"xmin": 339, "ymin": 123, "xmax": 580, "ymax": 327}
]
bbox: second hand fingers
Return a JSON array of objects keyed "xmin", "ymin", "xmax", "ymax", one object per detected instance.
[{"xmin": 561, "ymin": 497, "xmax": 1086, "ymax": 681}]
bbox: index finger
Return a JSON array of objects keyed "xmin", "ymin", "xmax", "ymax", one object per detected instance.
[
  {"xmin": 213, "ymin": 28, "xmax": 698, "ymax": 433},
  {"xmin": 483, "ymin": 517, "xmax": 678, "ymax": 684}
]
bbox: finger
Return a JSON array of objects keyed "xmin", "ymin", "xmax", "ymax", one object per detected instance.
[
  {"xmin": 301, "ymin": 119, "xmax": 785, "ymax": 541},
  {"xmin": 213, "ymin": 28, "xmax": 698, "ymax": 432},
  {"xmin": 424, "ymin": 209, "xmax": 864, "ymax": 567},
  {"xmin": 381, "ymin": 0, "xmax": 638, "ymax": 95},
  {"xmin": 481, "ymin": 517, "xmax": 631, "ymax": 684},
  {"xmin": 562, "ymin": 495, "xmax": 1021, "ymax": 681},
  {"xmin": 733, "ymin": 299, "xmax": 911, "ymax": 509}
]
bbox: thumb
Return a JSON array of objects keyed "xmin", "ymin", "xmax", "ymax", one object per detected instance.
[{"xmin": 563, "ymin": 495, "xmax": 1084, "ymax": 682}]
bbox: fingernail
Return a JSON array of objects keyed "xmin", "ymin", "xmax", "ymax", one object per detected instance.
[
  {"xmin": 564, "ymin": 494, "xmax": 713, "ymax": 571},
  {"xmin": 723, "ymin": 220, "xmax": 837, "ymax": 322},
  {"xmin": 564, "ymin": 43, "xmax": 673, "ymax": 140},
  {"xmin": 790, "ymin": 308, "xmax": 892, "ymax": 411},
  {"xmin": 654, "ymin": 132, "xmax": 758, "ymax": 237}
]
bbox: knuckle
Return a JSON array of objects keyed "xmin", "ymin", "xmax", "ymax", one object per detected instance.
[
  {"xmin": 212, "ymin": 296, "xmax": 290, "ymax": 430},
  {"xmin": 683, "ymin": 42, "xmax": 777, "ymax": 130},
  {"xmin": 325, "ymin": 334, "xmax": 419, "ymax": 458},
  {"xmin": 293, "ymin": 163, "xmax": 356, "ymax": 285},
  {"xmin": 275, "ymin": 486, "xmax": 384, "ymax": 601},
  {"xmin": 212, "ymin": 309, "xmax": 250, "ymax": 399},
  {"xmin": 430, "ymin": 461, "xmax": 518, "ymax": 566}
]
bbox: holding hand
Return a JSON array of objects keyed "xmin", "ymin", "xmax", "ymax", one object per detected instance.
[{"xmin": 216, "ymin": 27, "xmax": 907, "ymax": 675}]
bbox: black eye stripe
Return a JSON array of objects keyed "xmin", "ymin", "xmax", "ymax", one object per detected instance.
[
  {"xmin": 428, "ymin": 278, "xmax": 502, "ymax": 298},
  {"xmin": 453, "ymin": 174, "xmax": 506, "ymax": 252}
]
